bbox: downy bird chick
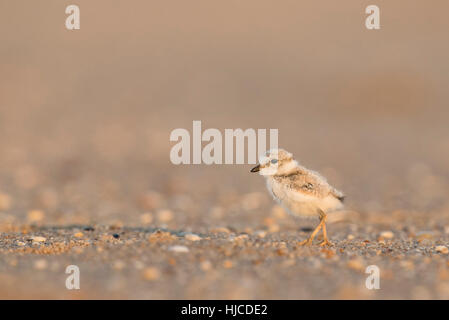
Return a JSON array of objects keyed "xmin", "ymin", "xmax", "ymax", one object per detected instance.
[{"xmin": 250, "ymin": 149, "xmax": 344, "ymax": 246}]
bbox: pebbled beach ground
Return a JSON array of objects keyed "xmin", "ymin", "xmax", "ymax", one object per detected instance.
[{"xmin": 1, "ymin": 190, "xmax": 449, "ymax": 299}]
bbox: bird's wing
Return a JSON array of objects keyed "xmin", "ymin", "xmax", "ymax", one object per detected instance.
[
  {"xmin": 282, "ymin": 169, "xmax": 344, "ymax": 200},
  {"xmin": 278, "ymin": 171, "xmax": 322, "ymax": 197}
]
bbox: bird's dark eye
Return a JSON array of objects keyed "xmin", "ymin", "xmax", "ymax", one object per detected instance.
[{"xmin": 271, "ymin": 159, "xmax": 278, "ymax": 164}]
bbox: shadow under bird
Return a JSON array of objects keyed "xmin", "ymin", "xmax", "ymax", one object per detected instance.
[{"xmin": 250, "ymin": 148, "xmax": 345, "ymax": 246}]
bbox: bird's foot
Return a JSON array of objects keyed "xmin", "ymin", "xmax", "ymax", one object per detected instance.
[
  {"xmin": 298, "ymin": 238, "xmax": 314, "ymax": 246},
  {"xmin": 318, "ymin": 239, "xmax": 333, "ymax": 247}
]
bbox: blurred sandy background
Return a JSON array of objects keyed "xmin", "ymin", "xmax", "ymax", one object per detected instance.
[{"xmin": 1, "ymin": 1, "xmax": 449, "ymax": 299}]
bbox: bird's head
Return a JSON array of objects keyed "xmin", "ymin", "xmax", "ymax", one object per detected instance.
[{"xmin": 250, "ymin": 148, "xmax": 298, "ymax": 176}]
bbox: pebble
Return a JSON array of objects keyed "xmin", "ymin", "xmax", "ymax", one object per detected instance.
[
  {"xmin": 140, "ymin": 191, "xmax": 165, "ymax": 210},
  {"xmin": 73, "ymin": 247, "xmax": 85, "ymax": 254},
  {"xmin": 142, "ymin": 267, "xmax": 160, "ymax": 281},
  {"xmin": 233, "ymin": 234, "xmax": 249, "ymax": 241},
  {"xmin": 27, "ymin": 210, "xmax": 45, "ymax": 223},
  {"xmin": 134, "ymin": 261, "xmax": 144, "ymax": 270},
  {"xmin": 435, "ymin": 246, "xmax": 449, "ymax": 254},
  {"xmin": 110, "ymin": 221, "xmax": 123, "ymax": 229},
  {"xmin": 380, "ymin": 231, "xmax": 394, "ymax": 239},
  {"xmin": 223, "ymin": 260, "xmax": 233, "ymax": 269},
  {"xmin": 320, "ymin": 248, "xmax": 336, "ymax": 259},
  {"xmin": 8, "ymin": 259, "xmax": 18, "ymax": 267},
  {"xmin": 157, "ymin": 209, "xmax": 174, "ymax": 223},
  {"xmin": 113, "ymin": 260, "xmax": 126, "ymax": 270},
  {"xmin": 276, "ymin": 248, "xmax": 288, "ymax": 256},
  {"xmin": 263, "ymin": 217, "xmax": 275, "ymax": 227},
  {"xmin": 400, "ymin": 260, "xmax": 415, "ymax": 270},
  {"xmin": 255, "ymin": 230, "xmax": 267, "ymax": 238},
  {"xmin": 168, "ymin": 245, "xmax": 189, "ymax": 253},
  {"xmin": 185, "ymin": 233, "xmax": 201, "ymax": 241},
  {"xmin": 210, "ymin": 227, "xmax": 231, "ymax": 234},
  {"xmin": 33, "ymin": 259, "xmax": 48, "ymax": 270},
  {"xmin": 140, "ymin": 212, "xmax": 154, "ymax": 225},
  {"xmin": 148, "ymin": 230, "xmax": 176, "ymax": 243},
  {"xmin": 200, "ymin": 260, "xmax": 212, "ymax": 271},
  {"xmin": 74, "ymin": 232, "xmax": 84, "ymax": 238},
  {"xmin": 30, "ymin": 236, "xmax": 46, "ymax": 243},
  {"xmin": 282, "ymin": 259, "xmax": 296, "ymax": 267},
  {"xmin": 100, "ymin": 234, "xmax": 115, "ymax": 241},
  {"xmin": 347, "ymin": 259, "xmax": 364, "ymax": 272}
]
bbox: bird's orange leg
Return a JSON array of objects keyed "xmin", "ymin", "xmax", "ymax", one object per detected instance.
[
  {"xmin": 318, "ymin": 210, "xmax": 333, "ymax": 247},
  {"xmin": 298, "ymin": 217, "xmax": 324, "ymax": 246},
  {"xmin": 298, "ymin": 209, "xmax": 333, "ymax": 246}
]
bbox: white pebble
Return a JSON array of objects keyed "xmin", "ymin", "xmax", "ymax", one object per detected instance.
[
  {"xmin": 380, "ymin": 231, "xmax": 394, "ymax": 239},
  {"xmin": 254, "ymin": 231, "xmax": 267, "ymax": 238},
  {"xmin": 185, "ymin": 234, "xmax": 201, "ymax": 241},
  {"xmin": 168, "ymin": 245, "xmax": 189, "ymax": 253},
  {"xmin": 30, "ymin": 236, "xmax": 46, "ymax": 243}
]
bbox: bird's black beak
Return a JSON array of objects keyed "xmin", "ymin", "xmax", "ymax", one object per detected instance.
[{"xmin": 250, "ymin": 164, "xmax": 260, "ymax": 173}]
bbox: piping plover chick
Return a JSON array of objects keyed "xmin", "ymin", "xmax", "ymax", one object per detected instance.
[{"xmin": 250, "ymin": 148, "xmax": 344, "ymax": 246}]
